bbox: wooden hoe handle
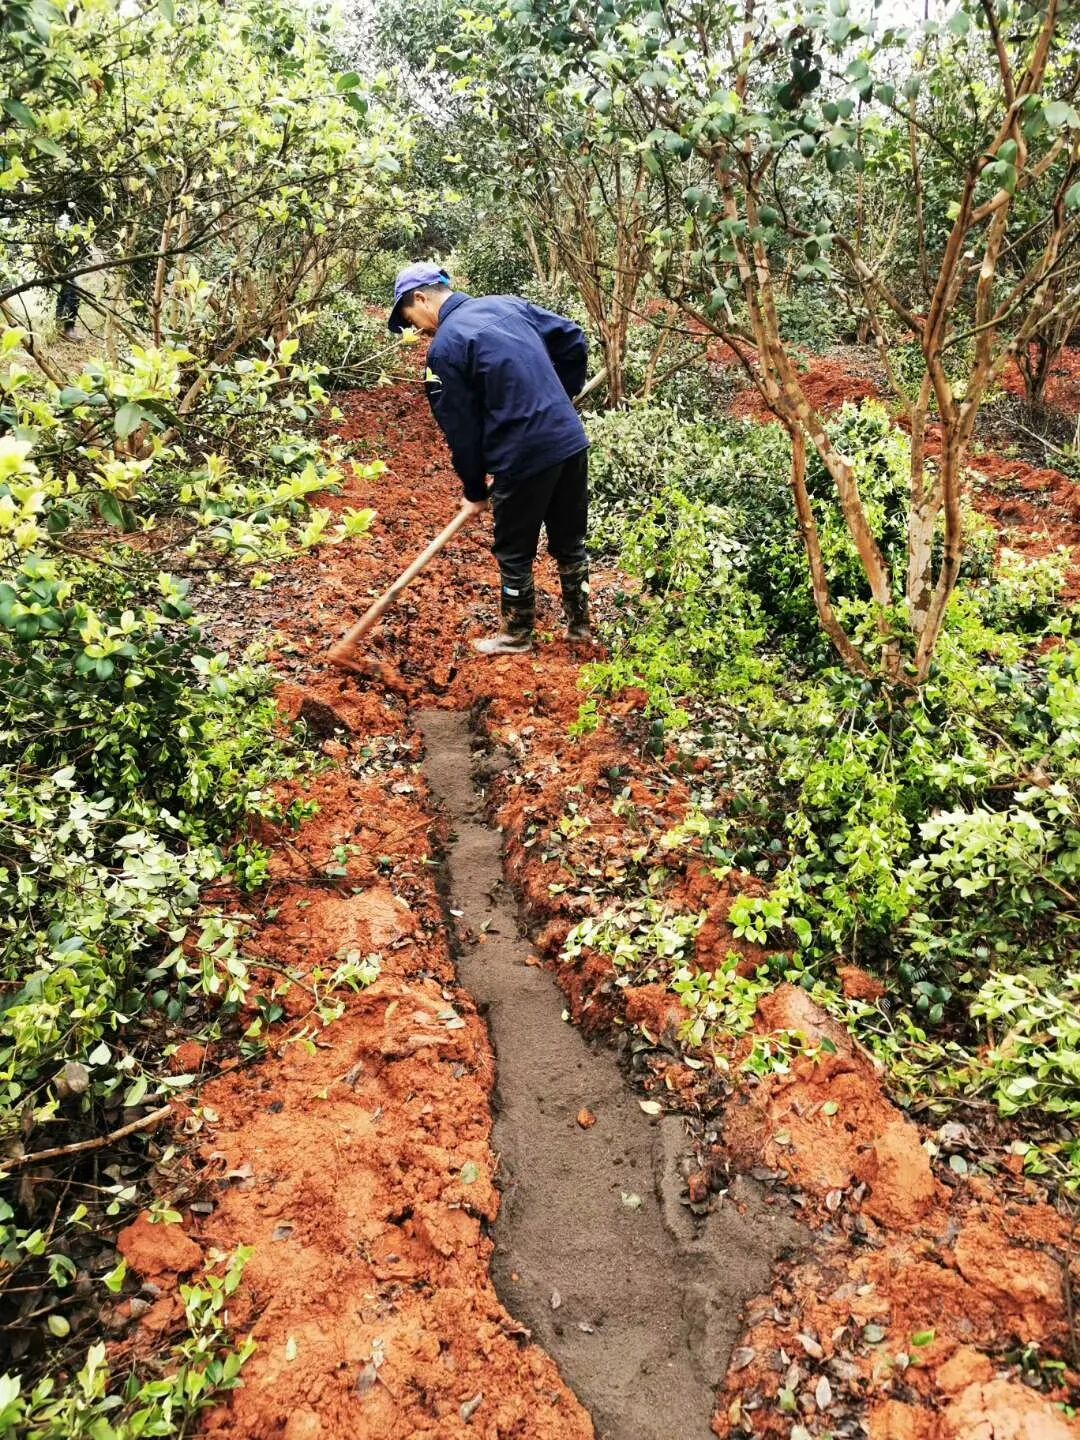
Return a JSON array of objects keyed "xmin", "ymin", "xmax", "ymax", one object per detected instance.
[{"xmin": 334, "ymin": 504, "xmax": 475, "ymax": 650}]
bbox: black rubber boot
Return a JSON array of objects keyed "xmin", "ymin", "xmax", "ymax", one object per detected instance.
[
  {"xmin": 473, "ymin": 578, "xmax": 535, "ymax": 655},
  {"xmin": 558, "ymin": 563, "xmax": 590, "ymax": 640}
]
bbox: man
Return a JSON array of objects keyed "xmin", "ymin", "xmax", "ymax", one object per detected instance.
[
  {"xmin": 388, "ymin": 262, "xmax": 591, "ymax": 655},
  {"xmin": 53, "ymin": 199, "xmax": 84, "ymax": 341}
]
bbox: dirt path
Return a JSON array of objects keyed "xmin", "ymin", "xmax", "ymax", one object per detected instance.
[
  {"xmin": 419, "ymin": 709, "xmax": 804, "ymax": 1440},
  {"xmin": 106, "ymin": 372, "xmax": 1079, "ymax": 1440}
]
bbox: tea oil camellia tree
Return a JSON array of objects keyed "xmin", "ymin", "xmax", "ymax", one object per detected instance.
[
  {"xmin": 485, "ymin": 0, "xmax": 1080, "ymax": 681},
  {"xmin": 440, "ymin": 6, "xmax": 681, "ymax": 407},
  {"xmin": 1, "ymin": 0, "xmax": 420, "ymax": 408}
]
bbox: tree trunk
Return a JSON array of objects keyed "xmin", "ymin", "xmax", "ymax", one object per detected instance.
[
  {"xmin": 1017, "ymin": 338, "xmax": 1053, "ymax": 413},
  {"xmin": 601, "ymin": 327, "xmax": 625, "ymax": 408},
  {"xmin": 787, "ymin": 426, "xmax": 872, "ymax": 677},
  {"xmin": 912, "ymin": 432, "xmax": 964, "ymax": 680}
]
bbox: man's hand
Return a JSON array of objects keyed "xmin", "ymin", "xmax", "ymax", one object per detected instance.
[{"xmin": 461, "ymin": 497, "xmax": 489, "ymax": 515}]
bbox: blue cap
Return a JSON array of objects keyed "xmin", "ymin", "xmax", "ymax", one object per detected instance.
[{"xmin": 388, "ymin": 262, "xmax": 451, "ymax": 333}]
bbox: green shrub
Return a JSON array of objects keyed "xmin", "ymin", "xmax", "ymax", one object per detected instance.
[
  {"xmin": 352, "ymin": 249, "xmax": 413, "ymax": 305},
  {"xmin": 455, "ymin": 224, "xmax": 535, "ymax": 295},
  {"xmin": 974, "ymin": 546, "xmax": 1071, "ymax": 632},
  {"xmin": 773, "ymin": 286, "xmax": 845, "ymax": 352},
  {"xmin": 0, "ymin": 1248, "xmax": 256, "ymax": 1438},
  {"xmin": 303, "ymin": 290, "xmax": 408, "ymax": 389},
  {"xmin": 619, "ymin": 323, "xmax": 723, "ymax": 416},
  {"xmin": 584, "ymin": 395, "xmax": 1080, "ymax": 1186},
  {"xmin": 968, "ymin": 968, "xmax": 1080, "ymax": 1190},
  {"xmin": 583, "ymin": 404, "xmax": 791, "ymax": 555}
]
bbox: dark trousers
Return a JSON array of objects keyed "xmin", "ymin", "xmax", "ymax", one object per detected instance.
[
  {"xmin": 491, "ymin": 448, "xmax": 588, "ymax": 592},
  {"xmin": 56, "ymin": 280, "xmax": 79, "ymax": 329}
]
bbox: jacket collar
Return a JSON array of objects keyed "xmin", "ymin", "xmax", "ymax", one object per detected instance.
[{"xmin": 436, "ymin": 291, "xmax": 471, "ymax": 326}]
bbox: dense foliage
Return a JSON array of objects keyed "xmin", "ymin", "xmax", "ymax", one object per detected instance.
[
  {"xmin": 0, "ymin": 0, "xmax": 417, "ymax": 1425},
  {"xmin": 581, "ymin": 398, "xmax": 1080, "ymax": 1189},
  {"xmin": 448, "ymin": 0, "xmax": 1080, "ymax": 680}
]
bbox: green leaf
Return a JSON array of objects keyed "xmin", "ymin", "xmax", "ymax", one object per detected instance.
[
  {"xmin": 104, "ymin": 1259, "xmax": 128, "ymax": 1294},
  {"xmin": 160, "ymin": 0, "xmax": 175, "ymax": 21},
  {"xmin": 2, "ymin": 98, "xmax": 38, "ymax": 130},
  {"xmin": 113, "ymin": 401, "xmax": 146, "ymax": 438},
  {"xmin": 947, "ymin": 10, "xmax": 970, "ymax": 36},
  {"xmin": 1044, "ymin": 100, "xmax": 1079, "ymax": 131},
  {"xmin": 789, "ymin": 916, "xmax": 812, "ymax": 947},
  {"xmin": 32, "ymin": 135, "xmax": 66, "ymax": 160},
  {"xmin": 912, "ymin": 1329, "xmax": 936, "ymax": 1347},
  {"xmin": 97, "ymin": 492, "xmax": 126, "ymax": 529}
]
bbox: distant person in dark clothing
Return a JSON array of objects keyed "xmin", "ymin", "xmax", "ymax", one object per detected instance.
[
  {"xmin": 55, "ymin": 278, "xmax": 79, "ymax": 340},
  {"xmin": 388, "ymin": 262, "xmax": 591, "ymax": 655},
  {"xmin": 53, "ymin": 200, "xmax": 83, "ymax": 341}
]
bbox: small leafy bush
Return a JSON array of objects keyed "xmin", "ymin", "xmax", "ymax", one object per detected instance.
[
  {"xmin": 773, "ymin": 287, "xmax": 844, "ymax": 352},
  {"xmin": 2, "ymin": 329, "xmax": 378, "ymax": 569},
  {"xmin": 673, "ymin": 952, "xmax": 773, "ymax": 1048},
  {"xmin": 562, "ymin": 901, "xmax": 704, "ymax": 985},
  {"xmin": 455, "ymin": 223, "xmax": 535, "ymax": 295},
  {"xmin": 968, "ymin": 969, "xmax": 1080, "ymax": 1189},
  {"xmin": 974, "ymin": 546, "xmax": 1071, "ymax": 632},
  {"xmin": 302, "ymin": 291, "xmax": 408, "ymax": 389},
  {"xmin": 0, "ymin": 1247, "xmax": 256, "ymax": 1438}
]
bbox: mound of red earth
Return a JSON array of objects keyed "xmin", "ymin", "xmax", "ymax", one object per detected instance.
[
  {"xmin": 999, "ymin": 346, "xmax": 1080, "ymax": 416},
  {"xmin": 729, "ymin": 352, "xmax": 882, "ymax": 421},
  {"xmin": 967, "ymin": 452, "xmax": 1080, "ymax": 601},
  {"xmin": 108, "ymin": 365, "xmax": 1078, "ymax": 1438}
]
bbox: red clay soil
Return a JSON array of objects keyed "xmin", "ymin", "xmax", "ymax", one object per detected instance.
[
  {"xmin": 724, "ymin": 347, "xmax": 1080, "ymax": 599},
  {"xmin": 967, "ymin": 451, "xmax": 1080, "ymax": 601},
  {"xmin": 729, "ymin": 352, "xmax": 881, "ymax": 421},
  {"xmin": 999, "ymin": 346, "xmax": 1080, "ymax": 415},
  {"xmin": 113, "ymin": 365, "xmax": 1078, "ymax": 1438}
]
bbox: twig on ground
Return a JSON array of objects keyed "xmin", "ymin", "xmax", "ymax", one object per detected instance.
[{"xmin": 3, "ymin": 1106, "xmax": 173, "ymax": 1171}]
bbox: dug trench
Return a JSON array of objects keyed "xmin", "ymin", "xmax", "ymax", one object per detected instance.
[{"xmin": 418, "ymin": 708, "xmax": 806, "ymax": 1440}]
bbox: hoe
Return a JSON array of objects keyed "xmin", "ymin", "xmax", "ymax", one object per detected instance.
[{"xmin": 325, "ymin": 504, "xmax": 475, "ymax": 691}]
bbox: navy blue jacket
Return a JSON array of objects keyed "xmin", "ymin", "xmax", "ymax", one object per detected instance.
[{"xmin": 425, "ymin": 292, "xmax": 589, "ymax": 502}]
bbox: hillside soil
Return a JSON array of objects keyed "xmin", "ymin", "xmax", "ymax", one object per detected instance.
[{"xmin": 108, "ymin": 353, "xmax": 1080, "ymax": 1440}]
